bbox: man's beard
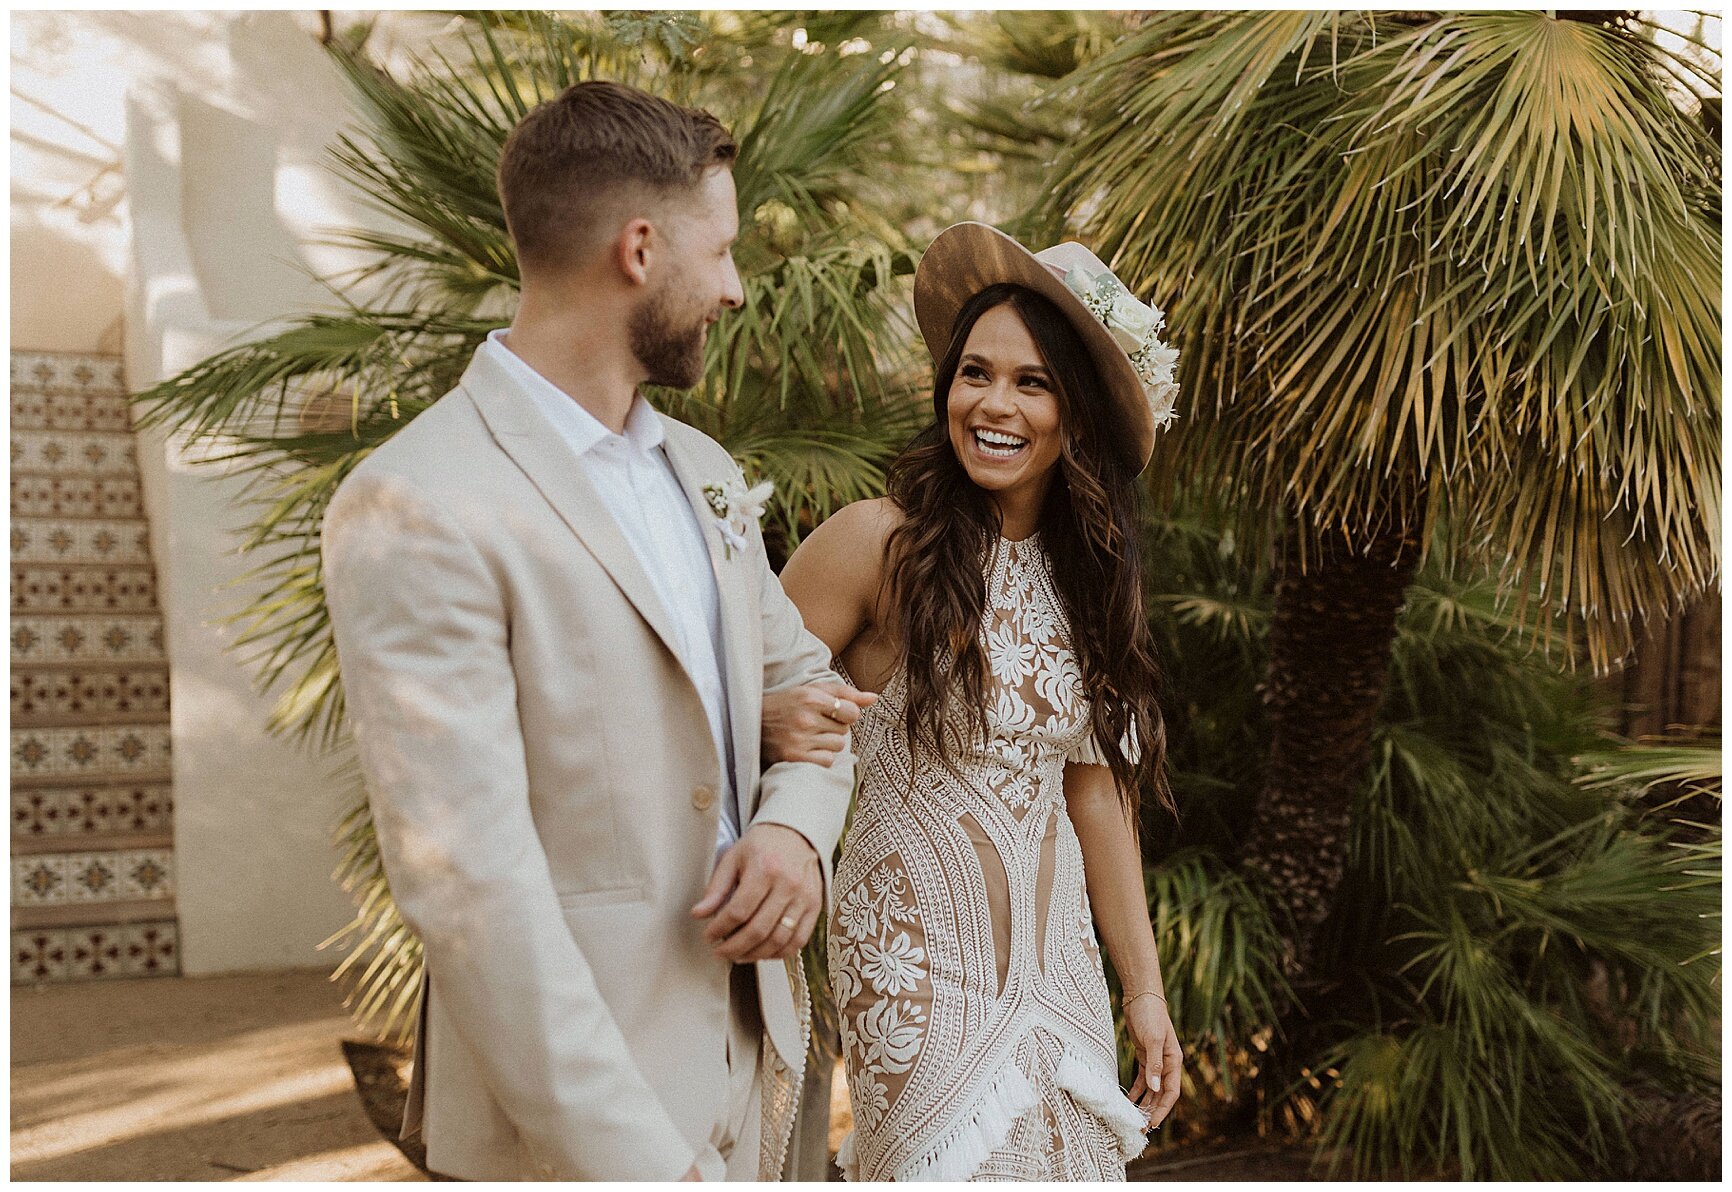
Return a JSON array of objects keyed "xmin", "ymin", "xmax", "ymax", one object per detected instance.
[{"xmin": 629, "ymin": 285, "xmax": 709, "ymax": 390}]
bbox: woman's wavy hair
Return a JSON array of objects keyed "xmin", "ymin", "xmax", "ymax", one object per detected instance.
[{"xmin": 883, "ymin": 283, "xmax": 1173, "ymax": 818}]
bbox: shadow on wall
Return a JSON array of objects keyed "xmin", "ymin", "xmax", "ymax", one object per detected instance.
[
  {"xmin": 173, "ymin": 93, "xmax": 328, "ymax": 323},
  {"xmin": 9, "ymin": 202, "xmax": 127, "ymax": 354}
]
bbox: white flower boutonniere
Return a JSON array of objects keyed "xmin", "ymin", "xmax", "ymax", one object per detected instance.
[{"xmin": 702, "ymin": 475, "xmax": 774, "ymax": 560}]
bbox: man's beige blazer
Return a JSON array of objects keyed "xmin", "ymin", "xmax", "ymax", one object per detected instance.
[{"xmin": 320, "ymin": 346, "xmax": 855, "ymax": 1181}]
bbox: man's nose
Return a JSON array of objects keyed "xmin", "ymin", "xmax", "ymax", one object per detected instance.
[{"xmin": 719, "ymin": 257, "xmax": 745, "ymax": 310}]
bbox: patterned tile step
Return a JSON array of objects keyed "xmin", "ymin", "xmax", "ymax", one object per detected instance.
[
  {"xmin": 11, "ymin": 725, "xmax": 172, "ymax": 783},
  {"xmin": 11, "ymin": 519, "xmax": 152, "ymax": 566},
  {"xmin": 11, "ymin": 350, "xmax": 126, "ymax": 397},
  {"xmin": 12, "ymin": 920, "xmax": 178, "ymax": 984},
  {"xmin": 13, "ymin": 784, "xmax": 175, "ymax": 839},
  {"xmin": 12, "ymin": 617, "xmax": 165, "ymax": 665},
  {"xmin": 11, "ymin": 475, "xmax": 144, "ymax": 520},
  {"xmin": 12, "ymin": 667, "xmax": 171, "ymax": 727},
  {"xmin": 13, "ymin": 848, "xmax": 175, "ymax": 906},
  {"xmin": 12, "ymin": 429, "xmax": 139, "ymax": 477},
  {"xmin": 9, "ymin": 381, "xmax": 132, "ymax": 432},
  {"xmin": 12, "ymin": 566, "xmax": 160, "ymax": 613}
]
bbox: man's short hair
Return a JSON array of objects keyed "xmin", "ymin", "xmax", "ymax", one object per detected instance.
[{"xmin": 498, "ymin": 80, "xmax": 737, "ymax": 274}]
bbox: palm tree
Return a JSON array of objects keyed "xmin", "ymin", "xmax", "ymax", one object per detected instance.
[
  {"xmin": 900, "ymin": 10, "xmax": 1128, "ymax": 240},
  {"xmin": 1130, "ymin": 494, "xmax": 1719, "ymax": 1177},
  {"xmin": 1042, "ymin": 9, "xmax": 1720, "ymax": 966},
  {"xmin": 133, "ymin": 9, "xmax": 926, "ymax": 1043}
]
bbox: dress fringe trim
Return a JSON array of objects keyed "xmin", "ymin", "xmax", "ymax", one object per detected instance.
[
  {"xmin": 838, "ymin": 1059, "xmax": 1039, "ymax": 1182},
  {"xmin": 836, "ymin": 1131, "xmax": 859, "ymax": 1181},
  {"xmin": 1053, "ymin": 1047, "xmax": 1150, "ymax": 1162}
]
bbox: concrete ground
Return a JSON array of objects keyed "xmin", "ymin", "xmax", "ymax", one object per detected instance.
[{"xmin": 12, "ymin": 969, "xmax": 424, "ymax": 1182}]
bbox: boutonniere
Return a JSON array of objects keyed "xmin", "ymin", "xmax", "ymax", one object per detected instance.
[{"xmin": 702, "ymin": 475, "xmax": 774, "ymax": 560}]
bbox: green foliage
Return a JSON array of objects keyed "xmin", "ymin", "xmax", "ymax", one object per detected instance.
[
  {"xmin": 1046, "ymin": 11, "xmax": 1721, "ymax": 670},
  {"xmin": 1045, "ymin": 17, "xmax": 1723, "ymax": 1171},
  {"xmin": 901, "ymin": 11, "xmax": 1130, "ymax": 241},
  {"xmin": 1124, "ymin": 852, "xmax": 1291, "ymax": 1099},
  {"xmin": 1578, "ymin": 735, "xmax": 1723, "ymax": 807},
  {"xmin": 1134, "ymin": 499, "xmax": 1721, "ymax": 1178}
]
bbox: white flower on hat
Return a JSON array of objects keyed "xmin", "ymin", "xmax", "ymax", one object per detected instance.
[
  {"xmin": 1060, "ymin": 264, "xmax": 1181, "ymax": 432},
  {"xmin": 1145, "ymin": 379, "xmax": 1179, "ymax": 430}
]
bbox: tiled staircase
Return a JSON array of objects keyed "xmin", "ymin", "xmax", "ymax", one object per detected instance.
[{"xmin": 11, "ymin": 351, "xmax": 179, "ymax": 983}]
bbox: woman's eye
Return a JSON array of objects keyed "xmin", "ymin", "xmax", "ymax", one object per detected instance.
[
  {"xmin": 1021, "ymin": 375, "xmax": 1049, "ymax": 390},
  {"xmin": 961, "ymin": 365, "xmax": 988, "ymax": 381}
]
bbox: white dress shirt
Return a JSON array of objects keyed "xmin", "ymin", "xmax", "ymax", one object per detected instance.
[{"xmin": 482, "ymin": 330, "xmax": 740, "ymax": 857}]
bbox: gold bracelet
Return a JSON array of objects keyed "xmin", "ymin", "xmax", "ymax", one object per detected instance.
[{"xmin": 1122, "ymin": 989, "xmax": 1166, "ymax": 1010}]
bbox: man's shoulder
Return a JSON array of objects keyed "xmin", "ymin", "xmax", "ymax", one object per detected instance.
[
  {"xmin": 346, "ymin": 388, "xmax": 491, "ymax": 485},
  {"xmin": 329, "ymin": 390, "xmax": 495, "ymax": 517}
]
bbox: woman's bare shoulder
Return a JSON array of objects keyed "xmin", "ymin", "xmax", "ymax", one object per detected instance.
[
  {"xmin": 834, "ymin": 496, "xmax": 904, "ymax": 539},
  {"xmin": 779, "ymin": 498, "xmax": 906, "ymax": 653},
  {"xmin": 783, "ymin": 498, "xmax": 902, "ymax": 600},
  {"xmin": 803, "ymin": 497, "xmax": 902, "ymax": 559}
]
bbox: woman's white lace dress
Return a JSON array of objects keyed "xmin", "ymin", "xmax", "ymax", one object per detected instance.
[{"xmin": 830, "ymin": 534, "xmax": 1148, "ymax": 1181}]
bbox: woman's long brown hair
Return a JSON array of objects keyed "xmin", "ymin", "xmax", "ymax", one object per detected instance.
[{"xmin": 883, "ymin": 283, "xmax": 1173, "ymax": 818}]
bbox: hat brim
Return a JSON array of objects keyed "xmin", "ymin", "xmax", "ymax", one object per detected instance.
[{"xmin": 912, "ymin": 221, "xmax": 1155, "ymax": 473}]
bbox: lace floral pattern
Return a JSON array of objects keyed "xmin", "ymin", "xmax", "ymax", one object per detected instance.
[{"xmin": 830, "ymin": 535, "xmax": 1147, "ymax": 1182}]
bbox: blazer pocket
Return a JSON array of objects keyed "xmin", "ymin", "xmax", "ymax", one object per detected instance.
[{"xmin": 555, "ymin": 886, "xmax": 642, "ymax": 910}]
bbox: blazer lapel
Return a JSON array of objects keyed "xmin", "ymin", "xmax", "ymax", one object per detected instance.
[
  {"xmin": 456, "ymin": 355, "xmax": 689, "ymax": 676},
  {"xmin": 659, "ymin": 424, "xmax": 762, "ymax": 816}
]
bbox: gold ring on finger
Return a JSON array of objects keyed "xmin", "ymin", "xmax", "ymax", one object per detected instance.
[{"xmin": 779, "ymin": 915, "xmax": 798, "ymax": 931}]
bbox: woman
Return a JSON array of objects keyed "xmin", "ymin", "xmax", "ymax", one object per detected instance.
[{"xmin": 769, "ymin": 222, "xmax": 1184, "ymax": 1181}]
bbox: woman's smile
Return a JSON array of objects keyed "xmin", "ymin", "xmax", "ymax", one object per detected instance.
[{"xmin": 969, "ymin": 426, "xmax": 1031, "ymax": 460}]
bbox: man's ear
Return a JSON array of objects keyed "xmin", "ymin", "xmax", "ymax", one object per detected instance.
[{"xmin": 615, "ymin": 216, "xmax": 655, "ymax": 288}]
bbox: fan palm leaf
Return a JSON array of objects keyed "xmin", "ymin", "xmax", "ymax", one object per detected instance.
[
  {"xmin": 1047, "ymin": 9, "xmax": 1718, "ymax": 660},
  {"xmin": 1041, "ymin": 7, "xmax": 1718, "ymax": 976}
]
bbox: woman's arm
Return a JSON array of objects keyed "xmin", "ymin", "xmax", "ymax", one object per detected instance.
[
  {"xmin": 760, "ymin": 498, "xmax": 899, "ymax": 765},
  {"xmin": 1065, "ymin": 762, "xmax": 1183, "ymax": 1129}
]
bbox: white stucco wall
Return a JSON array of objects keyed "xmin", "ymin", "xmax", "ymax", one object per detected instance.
[{"xmin": 11, "ymin": 9, "xmax": 449, "ymax": 974}]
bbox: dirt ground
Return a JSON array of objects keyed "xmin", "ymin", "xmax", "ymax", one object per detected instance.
[{"xmin": 11, "ymin": 969, "xmax": 423, "ymax": 1182}]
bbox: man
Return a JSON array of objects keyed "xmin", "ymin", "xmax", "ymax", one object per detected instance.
[{"xmin": 321, "ymin": 80, "xmax": 859, "ymax": 1181}]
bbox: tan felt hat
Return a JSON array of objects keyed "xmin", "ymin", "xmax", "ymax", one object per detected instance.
[{"xmin": 912, "ymin": 221, "xmax": 1179, "ymax": 474}]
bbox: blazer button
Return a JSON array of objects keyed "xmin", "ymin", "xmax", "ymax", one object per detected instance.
[{"xmin": 691, "ymin": 784, "xmax": 716, "ymax": 811}]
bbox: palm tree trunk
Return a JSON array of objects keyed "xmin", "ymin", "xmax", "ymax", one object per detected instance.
[{"xmin": 1243, "ymin": 500, "xmax": 1425, "ymax": 967}]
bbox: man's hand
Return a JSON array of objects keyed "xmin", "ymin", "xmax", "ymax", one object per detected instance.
[
  {"xmin": 761, "ymin": 682, "xmax": 877, "ymax": 767},
  {"xmin": 691, "ymin": 823, "xmax": 822, "ymax": 961}
]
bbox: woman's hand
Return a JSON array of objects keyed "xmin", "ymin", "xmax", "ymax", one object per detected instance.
[
  {"xmin": 1124, "ymin": 992, "xmax": 1183, "ymax": 1131},
  {"xmin": 761, "ymin": 682, "xmax": 878, "ymax": 766}
]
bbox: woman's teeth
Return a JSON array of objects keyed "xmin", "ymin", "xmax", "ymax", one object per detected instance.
[{"xmin": 973, "ymin": 429, "xmax": 1028, "ymax": 459}]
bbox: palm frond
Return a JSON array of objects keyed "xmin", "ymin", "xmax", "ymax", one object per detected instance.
[
  {"xmin": 1137, "ymin": 852, "xmax": 1291, "ymax": 1096},
  {"xmin": 1049, "ymin": 10, "xmax": 1720, "ymax": 669},
  {"xmin": 1577, "ymin": 736, "xmax": 1722, "ymax": 803}
]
